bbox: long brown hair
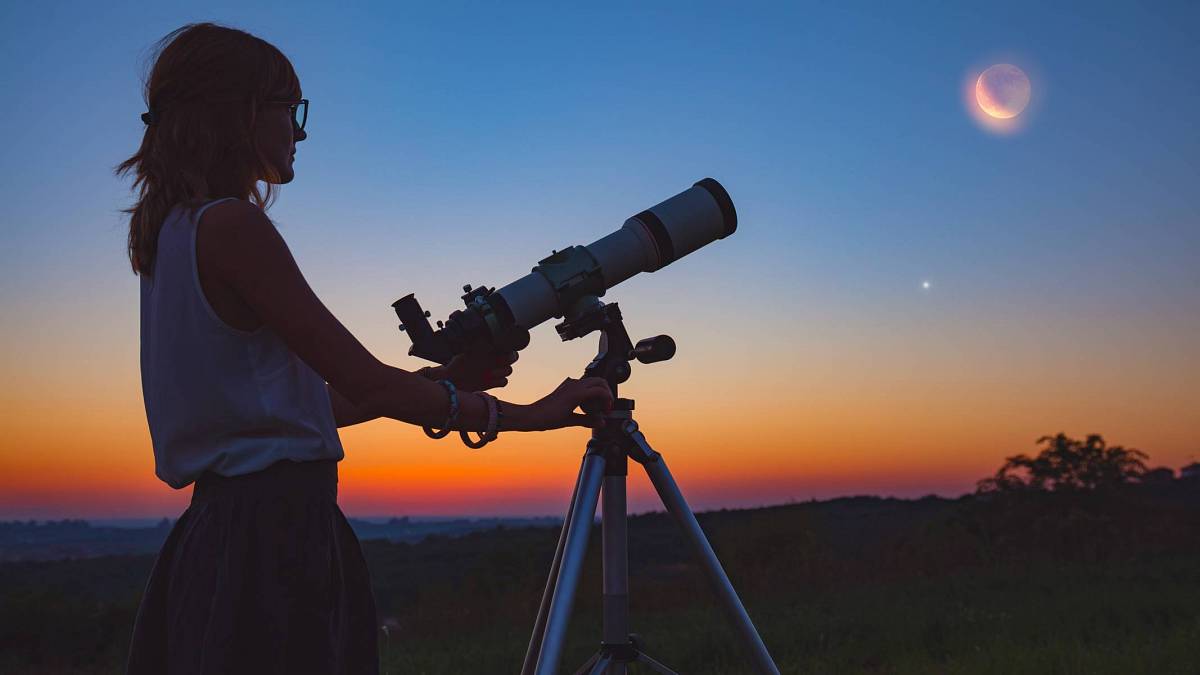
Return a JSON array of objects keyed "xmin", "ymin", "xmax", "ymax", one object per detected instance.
[{"xmin": 115, "ymin": 23, "xmax": 301, "ymax": 276}]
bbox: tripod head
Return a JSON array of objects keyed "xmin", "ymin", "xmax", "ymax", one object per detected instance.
[{"xmin": 555, "ymin": 295, "xmax": 675, "ymax": 402}]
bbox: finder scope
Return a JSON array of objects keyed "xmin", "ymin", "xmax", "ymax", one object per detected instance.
[{"xmin": 394, "ymin": 178, "xmax": 736, "ymax": 363}]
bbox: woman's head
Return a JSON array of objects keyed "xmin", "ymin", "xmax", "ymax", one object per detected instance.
[{"xmin": 116, "ymin": 22, "xmax": 306, "ymax": 275}]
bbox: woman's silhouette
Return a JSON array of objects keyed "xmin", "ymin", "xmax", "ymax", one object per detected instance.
[{"xmin": 116, "ymin": 22, "xmax": 612, "ymax": 674}]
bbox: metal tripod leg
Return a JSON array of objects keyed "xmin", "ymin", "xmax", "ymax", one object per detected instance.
[
  {"xmin": 570, "ymin": 651, "xmax": 600, "ymax": 675},
  {"xmin": 522, "ymin": 460, "xmax": 587, "ymax": 675},
  {"xmin": 635, "ymin": 651, "xmax": 680, "ymax": 675},
  {"xmin": 585, "ymin": 654, "xmax": 612, "ymax": 675},
  {"xmin": 602, "ymin": 462, "xmax": 629, "ymax": 648},
  {"xmin": 626, "ymin": 422, "xmax": 782, "ymax": 675},
  {"xmin": 534, "ymin": 449, "xmax": 607, "ymax": 675}
]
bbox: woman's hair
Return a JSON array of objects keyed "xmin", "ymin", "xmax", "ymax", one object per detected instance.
[{"xmin": 115, "ymin": 22, "xmax": 301, "ymax": 276}]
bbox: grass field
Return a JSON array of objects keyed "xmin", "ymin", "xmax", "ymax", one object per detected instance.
[
  {"xmin": 376, "ymin": 558, "xmax": 1200, "ymax": 674},
  {"xmin": 2, "ymin": 491, "xmax": 1198, "ymax": 674}
]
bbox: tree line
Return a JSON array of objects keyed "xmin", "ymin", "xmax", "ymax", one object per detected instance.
[{"xmin": 976, "ymin": 432, "xmax": 1198, "ymax": 493}]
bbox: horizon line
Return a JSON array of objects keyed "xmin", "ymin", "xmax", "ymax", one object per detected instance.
[{"xmin": 2, "ymin": 491, "xmax": 981, "ymax": 524}]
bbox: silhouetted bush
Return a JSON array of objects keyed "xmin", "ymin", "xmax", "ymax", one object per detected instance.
[{"xmin": 976, "ymin": 433, "xmax": 1148, "ymax": 493}]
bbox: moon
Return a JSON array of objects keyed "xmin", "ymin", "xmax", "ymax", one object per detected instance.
[{"xmin": 975, "ymin": 64, "xmax": 1031, "ymax": 119}]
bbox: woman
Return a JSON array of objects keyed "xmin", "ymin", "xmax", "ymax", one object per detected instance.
[{"xmin": 117, "ymin": 22, "xmax": 612, "ymax": 675}]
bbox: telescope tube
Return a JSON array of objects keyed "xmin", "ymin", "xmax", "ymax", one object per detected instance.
[{"xmin": 495, "ymin": 178, "xmax": 736, "ymax": 330}]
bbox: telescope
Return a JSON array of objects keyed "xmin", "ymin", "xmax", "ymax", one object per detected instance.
[
  {"xmin": 391, "ymin": 178, "xmax": 779, "ymax": 673},
  {"xmin": 393, "ymin": 177, "xmax": 736, "ymax": 361}
]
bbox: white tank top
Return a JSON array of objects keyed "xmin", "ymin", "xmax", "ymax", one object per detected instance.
[{"xmin": 140, "ymin": 197, "xmax": 344, "ymax": 489}]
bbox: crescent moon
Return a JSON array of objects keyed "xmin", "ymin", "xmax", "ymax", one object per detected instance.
[{"xmin": 975, "ymin": 64, "xmax": 1031, "ymax": 120}]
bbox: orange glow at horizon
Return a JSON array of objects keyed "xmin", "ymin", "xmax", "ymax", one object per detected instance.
[
  {"xmin": 3, "ymin": 273, "xmax": 1197, "ymax": 520},
  {"xmin": 3, "ymin": 343, "xmax": 1197, "ymax": 520}
]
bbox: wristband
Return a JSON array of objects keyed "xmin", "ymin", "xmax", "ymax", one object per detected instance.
[
  {"xmin": 460, "ymin": 392, "xmax": 499, "ymax": 449},
  {"xmin": 423, "ymin": 379, "xmax": 459, "ymax": 439}
]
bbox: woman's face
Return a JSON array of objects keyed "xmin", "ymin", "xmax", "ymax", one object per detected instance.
[{"xmin": 255, "ymin": 100, "xmax": 306, "ymax": 184}]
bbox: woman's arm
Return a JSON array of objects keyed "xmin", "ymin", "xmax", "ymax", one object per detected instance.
[
  {"xmin": 198, "ymin": 200, "xmax": 490, "ymax": 429},
  {"xmin": 198, "ymin": 200, "xmax": 608, "ymax": 432},
  {"xmin": 326, "ymin": 368, "xmax": 451, "ymax": 427},
  {"xmin": 327, "ymin": 382, "xmax": 378, "ymax": 427},
  {"xmin": 330, "ymin": 364, "xmax": 516, "ymax": 428}
]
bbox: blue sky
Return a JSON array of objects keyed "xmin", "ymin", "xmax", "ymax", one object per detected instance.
[{"xmin": 4, "ymin": 1, "xmax": 1196, "ymax": 317}]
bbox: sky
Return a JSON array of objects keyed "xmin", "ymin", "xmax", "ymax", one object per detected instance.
[{"xmin": 1, "ymin": 1, "xmax": 1197, "ymax": 519}]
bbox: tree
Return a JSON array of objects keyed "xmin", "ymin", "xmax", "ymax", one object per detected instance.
[{"xmin": 976, "ymin": 433, "xmax": 1148, "ymax": 493}]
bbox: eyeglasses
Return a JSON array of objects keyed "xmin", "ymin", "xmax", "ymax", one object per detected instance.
[{"xmin": 268, "ymin": 98, "xmax": 309, "ymax": 131}]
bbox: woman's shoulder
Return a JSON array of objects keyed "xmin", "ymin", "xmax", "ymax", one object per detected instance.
[
  {"xmin": 201, "ymin": 197, "xmax": 265, "ymax": 226},
  {"xmin": 196, "ymin": 199, "xmax": 291, "ymax": 287},
  {"xmin": 198, "ymin": 199, "xmax": 281, "ymax": 247}
]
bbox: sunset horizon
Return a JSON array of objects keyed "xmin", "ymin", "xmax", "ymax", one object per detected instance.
[{"xmin": 4, "ymin": 427, "xmax": 1194, "ymax": 520}]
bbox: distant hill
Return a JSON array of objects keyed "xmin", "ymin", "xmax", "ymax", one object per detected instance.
[{"xmin": 0, "ymin": 516, "xmax": 559, "ymax": 562}]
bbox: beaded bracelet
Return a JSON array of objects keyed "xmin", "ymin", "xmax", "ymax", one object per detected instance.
[
  {"xmin": 423, "ymin": 379, "xmax": 459, "ymax": 439},
  {"xmin": 460, "ymin": 391, "xmax": 499, "ymax": 449}
]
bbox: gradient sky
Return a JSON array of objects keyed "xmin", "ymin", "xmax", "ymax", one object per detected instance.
[{"xmin": 1, "ymin": 1, "xmax": 1197, "ymax": 519}]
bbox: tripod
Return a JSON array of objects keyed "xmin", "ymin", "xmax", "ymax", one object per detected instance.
[{"xmin": 520, "ymin": 299, "xmax": 780, "ymax": 675}]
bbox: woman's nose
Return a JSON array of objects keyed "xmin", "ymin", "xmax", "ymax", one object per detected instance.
[{"xmin": 294, "ymin": 127, "xmax": 307, "ymax": 143}]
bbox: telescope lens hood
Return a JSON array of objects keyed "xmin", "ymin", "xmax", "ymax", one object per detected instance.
[{"xmin": 693, "ymin": 177, "xmax": 737, "ymax": 238}]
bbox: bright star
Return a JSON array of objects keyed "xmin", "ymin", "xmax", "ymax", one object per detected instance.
[{"xmin": 921, "ymin": 281, "xmax": 931, "ymax": 290}]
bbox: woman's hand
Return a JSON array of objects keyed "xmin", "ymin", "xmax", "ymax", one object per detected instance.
[
  {"xmin": 515, "ymin": 377, "xmax": 614, "ymax": 431},
  {"xmin": 440, "ymin": 350, "xmax": 519, "ymax": 391}
]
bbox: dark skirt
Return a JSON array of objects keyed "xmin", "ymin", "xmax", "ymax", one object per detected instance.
[{"xmin": 126, "ymin": 459, "xmax": 379, "ymax": 675}]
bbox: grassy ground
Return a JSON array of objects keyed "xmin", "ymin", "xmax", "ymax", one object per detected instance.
[
  {"xmin": 372, "ymin": 549, "xmax": 1200, "ymax": 674},
  {"xmin": 3, "ymin": 492, "xmax": 1198, "ymax": 674}
]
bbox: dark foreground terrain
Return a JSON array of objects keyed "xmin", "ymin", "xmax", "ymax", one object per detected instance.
[
  {"xmin": 2, "ymin": 487, "xmax": 1198, "ymax": 674},
  {"xmin": 0, "ymin": 516, "xmax": 559, "ymax": 562}
]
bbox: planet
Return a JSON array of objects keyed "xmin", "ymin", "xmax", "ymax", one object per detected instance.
[{"xmin": 975, "ymin": 64, "xmax": 1031, "ymax": 119}]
